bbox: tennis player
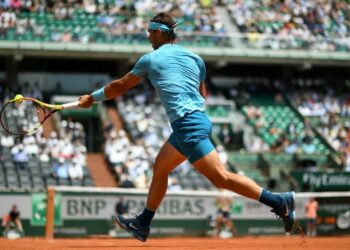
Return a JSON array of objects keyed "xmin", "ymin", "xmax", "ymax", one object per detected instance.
[{"xmin": 78, "ymin": 12, "xmax": 295, "ymax": 242}]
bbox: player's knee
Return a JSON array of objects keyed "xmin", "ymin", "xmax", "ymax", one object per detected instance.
[
  {"xmin": 152, "ymin": 164, "xmax": 169, "ymax": 180},
  {"xmin": 152, "ymin": 169, "xmax": 167, "ymax": 180}
]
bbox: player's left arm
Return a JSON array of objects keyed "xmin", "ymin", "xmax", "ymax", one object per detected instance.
[
  {"xmin": 197, "ymin": 55, "xmax": 206, "ymax": 99},
  {"xmin": 199, "ymin": 81, "xmax": 206, "ymax": 98}
]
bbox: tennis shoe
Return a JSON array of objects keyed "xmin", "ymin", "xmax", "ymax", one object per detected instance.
[
  {"xmin": 271, "ymin": 191, "xmax": 295, "ymax": 234},
  {"xmin": 115, "ymin": 214, "xmax": 150, "ymax": 242}
]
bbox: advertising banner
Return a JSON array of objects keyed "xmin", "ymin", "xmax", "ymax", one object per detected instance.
[
  {"xmin": 31, "ymin": 193, "xmax": 62, "ymax": 226},
  {"xmin": 291, "ymin": 171, "xmax": 350, "ymax": 191},
  {"xmin": 0, "ymin": 190, "xmax": 349, "ymax": 237}
]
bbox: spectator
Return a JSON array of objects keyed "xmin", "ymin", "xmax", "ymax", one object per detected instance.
[
  {"xmin": 68, "ymin": 158, "xmax": 84, "ymax": 180},
  {"xmin": 219, "ymin": 124, "xmax": 232, "ymax": 145},
  {"xmin": 59, "ymin": 138, "xmax": 74, "ymax": 159},
  {"xmin": 47, "ymin": 131, "xmax": 60, "ymax": 159},
  {"xmin": 24, "ymin": 135, "xmax": 39, "ymax": 156},
  {"xmin": 1, "ymin": 133, "xmax": 14, "ymax": 149},
  {"xmin": 216, "ymin": 145, "xmax": 228, "ymax": 168},
  {"xmin": 304, "ymin": 197, "xmax": 318, "ymax": 237},
  {"xmin": 168, "ymin": 177, "xmax": 182, "ymax": 191},
  {"xmin": 115, "ymin": 196, "xmax": 129, "ymax": 216},
  {"xmin": 118, "ymin": 173, "xmax": 135, "ymax": 188},
  {"xmin": 213, "ymin": 193, "xmax": 237, "ymax": 238},
  {"xmin": 73, "ymin": 139, "xmax": 87, "ymax": 165},
  {"xmin": 284, "ymin": 139, "xmax": 299, "ymax": 154},
  {"xmin": 11, "ymin": 0, "xmax": 22, "ymax": 9},
  {"xmin": 52, "ymin": 157, "xmax": 69, "ymax": 179},
  {"xmin": 248, "ymin": 137, "xmax": 264, "ymax": 153},
  {"xmin": 39, "ymin": 145, "xmax": 51, "ymax": 163},
  {"xmin": 0, "ymin": 1, "xmax": 10, "ymax": 8},
  {"xmin": 113, "ymin": 196, "xmax": 129, "ymax": 233},
  {"xmin": 301, "ymin": 137, "xmax": 316, "ymax": 154},
  {"xmin": 2, "ymin": 204, "xmax": 24, "ymax": 237},
  {"xmin": 11, "ymin": 143, "xmax": 29, "ymax": 170}
]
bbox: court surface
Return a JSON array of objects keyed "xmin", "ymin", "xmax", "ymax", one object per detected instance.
[{"xmin": 0, "ymin": 236, "xmax": 349, "ymax": 250}]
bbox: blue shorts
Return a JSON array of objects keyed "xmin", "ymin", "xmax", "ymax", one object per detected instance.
[
  {"xmin": 307, "ymin": 218, "xmax": 317, "ymax": 225},
  {"xmin": 168, "ymin": 111, "xmax": 214, "ymax": 163}
]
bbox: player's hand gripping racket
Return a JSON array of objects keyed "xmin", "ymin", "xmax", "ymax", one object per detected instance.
[{"xmin": 0, "ymin": 95, "xmax": 79, "ymax": 136}]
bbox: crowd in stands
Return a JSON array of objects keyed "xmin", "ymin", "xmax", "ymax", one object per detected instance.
[
  {"xmin": 1, "ymin": 123, "xmax": 88, "ymax": 186},
  {"xmin": 2, "ymin": 0, "xmax": 349, "ymax": 51},
  {"xmin": 47, "ymin": 118, "xmax": 87, "ymax": 182},
  {"xmin": 104, "ymin": 127, "xmax": 152, "ymax": 189},
  {"xmin": 0, "ymin": 83, "xmax": 90, "ymax": 188},
  {"xmin": 226, "ymin": 0, "xmax": 350, "ymax": 51},
  {"xmin": 103, "ymin": 86, "xmax": 171, "ymax": 189},
  {"xmin": 286, "ymin": 79, "xmax": 350, "ymax": 171},
  {"xmin": 287, "ymin": 79, "xmax": 350, "ymax": 118},
  {"xmin": 0, "ymin": 0, "xmax": 228, "ymax": 46},
  {"xmin": 243, "ymin": 104, "xmax": 320, "ymax": 155}
]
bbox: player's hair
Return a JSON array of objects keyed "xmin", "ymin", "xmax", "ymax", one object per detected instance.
[{"xmin": 150, "ymin": 12, "xmax": 177, "ymax": 41}]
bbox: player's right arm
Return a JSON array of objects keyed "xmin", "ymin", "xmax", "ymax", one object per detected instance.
[
  {"xmin": 79, "ymin": 54, "xmax": 149, "ymax": 108},
  {"xmin": 79, "ymin": 72, "xmax": 141, "ymax": 108},
  {"xmin": 105, "ymin": 73, "xmax": 141, "ymax": 98}
]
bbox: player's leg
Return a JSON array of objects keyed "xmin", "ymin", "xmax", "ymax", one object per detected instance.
[
  {"xmin": 116, "ymin": 139, "xmax": 186, "ymax": 242},
  {"xmin": 193, "ymin": 150, "xmax": 261, "ymax": 199},
  {"xmin": 192, "ymin": 149, "xmax": 295, "ymax": 234},
  {"xmin": 134, "ymin": 141, "xmax": 186, "ymax": 231},
  {"xmin": 146, "ymin": 141, "xmax": 186, "ymax": 210},
  {"xmin": 173, "ymin": 111, "xmax": 295, "ymax": 234}
]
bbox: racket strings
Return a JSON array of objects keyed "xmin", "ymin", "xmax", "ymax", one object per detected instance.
[{"xmin": 1, "ymin": 100, "xmax": 43, "ymax": 135}]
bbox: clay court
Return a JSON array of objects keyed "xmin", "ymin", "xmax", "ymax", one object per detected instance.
[{"xmin": 0, "ymin": 236, "xmax": 349, "ymax": 250}]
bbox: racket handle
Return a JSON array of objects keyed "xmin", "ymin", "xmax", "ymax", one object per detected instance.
[{"xmin": 62, "ymin": 101, "xmax": 80, "ymax": 109}]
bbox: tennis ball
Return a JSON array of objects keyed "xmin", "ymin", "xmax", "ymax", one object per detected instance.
[{"xmin": 14, "ymin": 94, "xmax": 23, "ymax": 104}]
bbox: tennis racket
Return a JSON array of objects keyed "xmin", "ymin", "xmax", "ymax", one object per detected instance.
[{"xmin": 0, "ymin": 95, "xmax": 79, "ymax": 136}]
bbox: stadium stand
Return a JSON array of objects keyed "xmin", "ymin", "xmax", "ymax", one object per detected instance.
[
  {"xmin": 0, "ymin": 99, "xmax": 95, "ymax": 190},
  {"xmin": 1, "ymin": 0, "xmax": 350, "ymax": 242},
  {"xmin": 226, "ymin": 0, "xmax": 350, "ymax": 51},
  {"xmin": 286, "ymin": 78, "xmax": 350, "ymax": 171},
  {"xmin": 203, "ymin": 76, "xmax": 350, "ymax": 190},
  {"xmin": 0, "ymin": 0, "xmax": 228, "ymax": 47},
  {"xmin": 1, "ymin": 0, "xmax": 348, "ymax": 51}
]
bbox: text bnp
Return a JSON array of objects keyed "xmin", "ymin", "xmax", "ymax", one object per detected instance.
[{"xmin": 67, "ymin": 199, "xmax": 106, "ymax": 215}]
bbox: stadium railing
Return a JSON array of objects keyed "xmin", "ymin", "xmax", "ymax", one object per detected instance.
[{"xmin": 0, "ymin": 32, "xmax": 349, "ymax": 65}]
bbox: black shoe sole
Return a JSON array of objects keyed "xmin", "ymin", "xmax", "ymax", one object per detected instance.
[{"xmin": 115, "ymin": 216, "xmax": 147, "ymax": 242}]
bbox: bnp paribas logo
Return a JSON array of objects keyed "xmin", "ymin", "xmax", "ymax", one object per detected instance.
[{"xmin": 31, "ymin": 193, "xmax": 62, "ymax": 226}]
